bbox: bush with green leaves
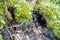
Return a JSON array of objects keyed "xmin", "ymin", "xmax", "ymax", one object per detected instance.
[
  {"xmin": 7, "ymin": 0, "xmax": 33, "ymax": 26},
  {"xmin": 14, "ymin": 1, "xmax": 33, "ymax": 21},
  {"xmin": 50, "ymin": 0, "xmax": 60, "ymax": 4},
  {"xmin": 0, "ymin": 1, "xmax": 7, "ymax": 29},
  {"xmin": 0, "ymin": 0, "xmax": 33, "ymax": 28},
  {"xmin": 36, "ymin": 0, "xmax": 60, "ymax": 38},
  {"xmin": 14, "ymin": 1, "xmax": 33, "ymax": 27}
]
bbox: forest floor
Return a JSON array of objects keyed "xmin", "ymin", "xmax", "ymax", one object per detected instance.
[
  {"xmin": 1, "ymin": 13, "xmax": 60, "ymax": 40},
  {"xmin": 2, "ymin": 22, "xmax": 57, "ymax": 40}
]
